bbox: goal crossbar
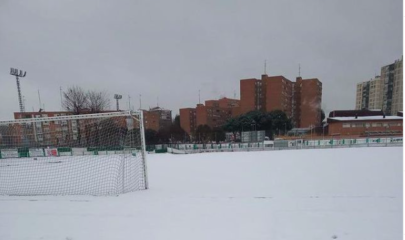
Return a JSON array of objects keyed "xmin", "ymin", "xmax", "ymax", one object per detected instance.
[{"xmin": 0, "ymin": 111, "xmax": 141, "ymax": 125}]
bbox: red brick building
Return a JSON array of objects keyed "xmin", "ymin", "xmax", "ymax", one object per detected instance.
[
  {"xmin": 295, "ymin": 77, "xmax": 322, "ymax": 128},
  {"xmin": 180, "ymin": 97, "xmax": 240, "ymax": 136},
  {"xmin": 143, "ymin": 107, "xmax": 172, "ymax": 131},
  {"xmin": 179, "ymin": 108, "xmax": 197, "ymax": 136},
  {"xmin": 262, "ymin": 75, "xmax": 294, "ymax": 116},
  {"xmin": 196, "ymin": 98, "xmax": 239, "ymax": 129},
  {"xmin": 240, "ymin": 78, "xmax": 262, "ymax": 114},
  {"xmin": 142, "ymin": 110, "xmax": 160, "ymax": 131},
  {"xmin": 239, "ymin": 74, "xmax": 322, "ymax": 128},
  {"xmin": 327, "ymin": 115, "xmax": 403, "ymax": 137}
]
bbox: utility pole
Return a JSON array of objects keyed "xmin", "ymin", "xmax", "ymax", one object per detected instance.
[
  {"xmin": 298, "ymin": 64, "xmax": 301, "ymax": 77},
  {"xmin": 10, "ymin": 68, "xmax": 27, "ymax": 112},
  {"xmin": 60, "ymin": 87, "xmax": 63, "ymax": 111},
  {"xmin": 38, "ymin": 90, "xmax": 42, "ymax": 111},
  {"xmin": 114, "ymin": 94, "xmax": 122, "ymax": 111}
]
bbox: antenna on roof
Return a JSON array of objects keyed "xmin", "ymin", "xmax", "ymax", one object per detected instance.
[
  {"xmin": 264, "ymin": 60, "xmax": 267, "ymax": 75},
  {"xmin": 60, "ymin": 87, "xmax": 63, "ymax": 111},
  {"xmin": 38, "ymin": 90, "xmax": 42, "ymax": 111},
  {"xmin": 298, "ymin": 64, "xmax": 301, "ymax": 77},
  {"xmin": 198, "ymin": 90, "xmax": 201, "ymax": 104}
]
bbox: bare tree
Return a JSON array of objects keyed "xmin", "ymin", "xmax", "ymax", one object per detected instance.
[
  {"xmin": 87, "ymin": 90, "xmax": 110, "ymax": 113},
  {"xmin": 63, "ymin": 86, "xmax": 88, "ymax": 114}
]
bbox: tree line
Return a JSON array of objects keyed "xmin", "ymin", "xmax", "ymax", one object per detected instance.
[
  {"xmin": 144, "ymin": 110, "xmax": 295, "ymax": 145},
  {"xmin": 61, "ymin": 86, "xmax": 324, "ymax": 145}
]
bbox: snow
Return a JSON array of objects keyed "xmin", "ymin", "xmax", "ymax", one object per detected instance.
[
  {"xmin": 0, "ymin": 147, "xmax": 402, "ymax": 240},
  {"xmin": 329, "ymin": 116, "xmax": 403, "ymax": 121},
  {"xmin": 0, "ymin": 155, "xmax": 145, "ymax": 195}
]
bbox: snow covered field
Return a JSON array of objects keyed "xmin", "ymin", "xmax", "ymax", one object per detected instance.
[{"xmin": 0, "ymin": 147, "xmax": 402, "ymax": 240}]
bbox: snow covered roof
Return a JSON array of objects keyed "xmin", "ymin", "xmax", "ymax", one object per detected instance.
[{"xmin": 328, "ymin": 116, "xmax": 403, "ymax": 121}]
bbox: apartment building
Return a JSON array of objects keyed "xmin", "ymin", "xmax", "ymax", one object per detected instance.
[
  {"xmin": 240, "ymin": 78, "xmax": 262, "ymax": 113},
  {"xmin": 239, "ymin": 74, "xmax": 322, "ymax": 128},
  {"xmin": 355, "ymin": 76, "xmax": 383, "ymax": 111},
  {"xmin": 355, "ymin": 57, "xmax": 403, "ymax": 115},
  {"xmin": 381, "ymin": 57, "xmax": 403, "ymax": 115},
  {"xmin": 143, "ymin": 107, "xmax": 172, "ymax": 131},
  {"xmin": 295, "ymin": 77, "xmax": 322, "ymax": 128},
  {"xmin": 180, "ymin": 97, "xmax": 240, "ymax": 136},
  {"xmin": 196, "ymin": 98, "xmax": 240, "ymax": 128},
  {"xmin": 179, "ymin": 108, "xmax": 197, "ymax": 136}
]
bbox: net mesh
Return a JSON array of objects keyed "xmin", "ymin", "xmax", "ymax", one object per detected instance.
[{"xmin": 0, "ymin": 111, "xmax": 147, "ymax": 196}]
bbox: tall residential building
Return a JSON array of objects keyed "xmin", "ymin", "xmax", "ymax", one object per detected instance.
[
  {"xmin": 239, "ymin": 74, "xmax": 322, "ymax": 128},
  {"xmin": 355, "ymin": 57, "xmax": 403, "ymax": 115},
  {"xmin": 179, "ymin": 108, "xmax": 197, "ymax": 136},
  {"xmin": 295, "ymin": 77, "xmax": 323, "ymax": 128},
  {"xmin": 381, "ymin": 57, "xmax": 403, "ymax": 115},
  {"xmin": 262, "ymin": 75, "xmax": 294, "ymax": 117},
  {"xmin": 240, "ymin": 78, "xmax": 263, "ymax": 113},
  {"xmin": 355, "ymin": 76, "xmax": 383, "ymax": 111}
]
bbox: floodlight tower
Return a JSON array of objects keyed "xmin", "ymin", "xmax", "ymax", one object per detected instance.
[
  {"xmin": 114, "ymin": 94, "xmax": 122, "ymax": 111},
  {"xmin": 10, "ymin": 68, "xmax": 27, "ymax": 113}
]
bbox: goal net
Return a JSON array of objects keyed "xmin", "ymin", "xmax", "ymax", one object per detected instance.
[{"xmin": 0, "ymin": 111, "xmax": 148, "ymax": 196}]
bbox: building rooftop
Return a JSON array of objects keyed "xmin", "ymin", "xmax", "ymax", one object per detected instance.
[
  {"xmin": 329, "ymin": 116, "xmax": 403, "ymax": 122},
  {"xmin": 328, "ymin": 109, "xmax": 384, "ymax": 118}
]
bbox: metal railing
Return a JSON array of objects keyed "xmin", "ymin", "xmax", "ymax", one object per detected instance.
[{"xmin": 166, "ymin": 137, "xmax": 403, "ymax": 154}]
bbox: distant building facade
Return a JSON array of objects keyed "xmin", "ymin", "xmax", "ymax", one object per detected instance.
[
  {"xmin": 381, "ymin": 57, "xmax": 403, "ymax": 115},
  {"xmin": 13, "ymin": 111, "xmax": 76, "ymax": 145},
  {"xmin": 355, "ymin": 76, "xmax": 383, "ymax": 111},
  {"xmin": 239, "ymin": 74, "xmax": 322, "ymax": 128},
  {"xmin": 327, "ymin": 115, "xmax": 403, "ymax": 137},
  {"xmin": 179, "ymin": 108, "xmax": 197, "ymax": 136},
  {"xmin": 180, "ymin": 97, "xmax": 240, "ymax": 136},
  {"xmin": 355, "ymin": 57, "xmax": 403, "ymax": 115},
  {"xmin": 143, "ymin": 107, "xmax": 172, "ymax": 131}
]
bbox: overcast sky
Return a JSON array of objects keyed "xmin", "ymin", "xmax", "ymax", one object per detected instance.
[{"xmin": 0, "ymin": 0, "xmax": 402, "ymax": 120}]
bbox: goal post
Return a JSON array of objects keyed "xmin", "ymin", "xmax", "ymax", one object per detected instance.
[{"xmin": 0, "ymin": 111, "xmax": 148, "ymax": 196}]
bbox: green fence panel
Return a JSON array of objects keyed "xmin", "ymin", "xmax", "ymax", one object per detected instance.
[
  {"xmin": 155, "ymin": 149, "xmax": 167, "ymax": 153},
  {"xmin": 18, "ymin": 148, "xmax": 29, "ymax": 158},
  {"xmin": 58, "ymin": 147, "xmax": 72, "ymax": 152}
]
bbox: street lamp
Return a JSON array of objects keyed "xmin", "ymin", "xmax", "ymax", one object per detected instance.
[
  {"xmin": 10, "ymin": 68, "xmax": 27, "ymax": 113},
  {"xmin": 114, "ymin": 94, "xmax": 122, "ymax": 111}
]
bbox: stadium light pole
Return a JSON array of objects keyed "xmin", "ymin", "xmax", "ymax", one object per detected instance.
[
  {"xmin": 10, "ymin": 68, "xmax": 27, "ymax": 113},
  {"xmin": 114, "ymin": 94, "xmax": 122, "ymax": 111}
]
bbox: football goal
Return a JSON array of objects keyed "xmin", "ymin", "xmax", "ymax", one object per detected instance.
[{"xmin": 0, "ymin": 111, "xmax": 147, "ymax": 196}]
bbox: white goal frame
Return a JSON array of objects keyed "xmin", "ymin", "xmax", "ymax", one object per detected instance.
[{"xmin": 0, "ymin": 110, "xmax": 148, "ymax": 195}]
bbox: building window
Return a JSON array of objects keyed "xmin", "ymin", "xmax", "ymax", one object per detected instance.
[
  {"xmin": 352, "ymin": 123, "xmax": 364, "ymax": 128},
  {"xmin": 342, "ymin": 123, "xmax": 351, "ymax": 128}
]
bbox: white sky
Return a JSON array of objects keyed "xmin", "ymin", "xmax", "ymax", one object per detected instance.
[{"xmin": 0, "ymin": 0, "xmax": 402, "ymax": 120}]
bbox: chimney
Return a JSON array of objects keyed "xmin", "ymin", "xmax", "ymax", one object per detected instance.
[
  {"xmin": 355, "ymin": 114, "xmax": 358, "ymax": 119},
  {"xmin": 383, "ymin": 113, "xmax": 386, "ymax": 119}
]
